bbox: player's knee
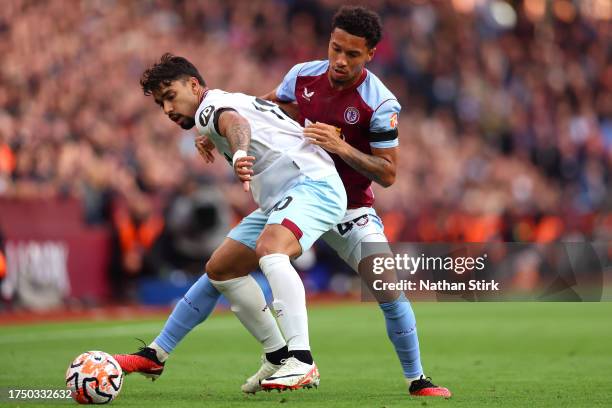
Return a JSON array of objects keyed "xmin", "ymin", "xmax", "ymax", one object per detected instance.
[
  {"xmin": 255, "ymin": 239, "xmax": 275, "ymax": 259},
  {"xmin": 206, "ymin": 258, "xmax": 232, "ymax": 281},
  {"xmin": 206, "ymin": 257, "xmax": 252, "ymax": 281},
  {"xmin": 205, "ymin": 258, "xmax": 220, "ymax": 280},
  {"xmin": 255, "ymin": 229, "xmax": 301, "ymax": 259},
  {"xmin": 255, "ymin": 237, "xmax": 290, "ymax": 258}
]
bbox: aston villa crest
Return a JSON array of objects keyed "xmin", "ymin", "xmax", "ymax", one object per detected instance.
[{"xmin": 344, "ymin": 107, "xmax": 360, "ymax": 124}]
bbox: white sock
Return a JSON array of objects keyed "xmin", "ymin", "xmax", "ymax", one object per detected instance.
[
  {"xmin": 259, "ymin": 253, "xmax": 310, "ymax": 351},
  {"xmin": 210, "ymin": 275, "xmax": 286, "ymax": 353},
  {"xmin": 406, "ymin": 374, "xmax": 425, "ymax": 383},
  {"xmin": 149, "ymin": 341, "xmax": 170, "ymax": 362}
]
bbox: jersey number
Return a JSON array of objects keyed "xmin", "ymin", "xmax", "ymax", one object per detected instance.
[
  {"xmin": 252, "ymin": 98, "xmax": 298, "ymax": 128},
  {"xmin": 271, "ymin": 196, "xmax": 293, "ymax": 212},
  {"xmin": 337, "ymin": 214, "xmax": 369, "ymax": 236}
]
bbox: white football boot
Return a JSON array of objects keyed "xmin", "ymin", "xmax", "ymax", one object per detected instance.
[
  {"xmin": 260, "ymin": 357, "xmax": 320, "ymax": 391},
  {"xmin": 241, "ymin": 356, "xmax": 282, "ymax": 394}
]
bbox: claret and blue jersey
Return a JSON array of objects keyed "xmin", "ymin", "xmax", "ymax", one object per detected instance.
[{"xmin": 276, "ymin": 60, "xmax": 401, "ymax": 209}]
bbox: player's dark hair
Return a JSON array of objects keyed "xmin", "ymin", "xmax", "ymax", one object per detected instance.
[
  {"xmin": 140, "ymin": 53, "xmax": 206, "ymax": 95},
  {"xmin": 332, "ymin": 6, "xmax": 382, "ymax": 49}
]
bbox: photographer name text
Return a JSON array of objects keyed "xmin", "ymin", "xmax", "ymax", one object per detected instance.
[{"xmin": 373, "ymin": 279, "xmax": 500, "ymax": 291}]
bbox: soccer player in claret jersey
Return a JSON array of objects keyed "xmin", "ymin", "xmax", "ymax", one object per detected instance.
[
  {"xmin": 114, "ymin": 53, "xmax": 349, "ymax": 391},
  {"xmin": 261, "ymin": 6, "xmax": 451, "ymax": 397}
]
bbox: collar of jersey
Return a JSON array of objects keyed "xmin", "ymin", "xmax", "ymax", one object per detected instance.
[{"xmin": 325, "ymin": 68, "xmax": 368, "ymax": 94}]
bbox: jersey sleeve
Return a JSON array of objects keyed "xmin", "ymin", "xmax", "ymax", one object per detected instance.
[
  {"xmin": 275, "ymin": 62, "xmax": 306, "ymax": 102},
  {"xmin": 195, "ymin": 92, "xmax": 237, "ymax": 137},
  {"xmin": 368, "ymin": 99, "xmax": 401, "ymax": 149}
]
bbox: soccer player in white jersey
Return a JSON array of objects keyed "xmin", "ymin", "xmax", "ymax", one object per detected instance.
[{"xmin": 115, "ymin": 53, "xmax": 348, "ymax": 391}]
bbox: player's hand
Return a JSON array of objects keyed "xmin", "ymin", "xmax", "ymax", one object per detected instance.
[
  {"xmin": 304, "ymin": 122, "xmax": 346, "ymax": 154},
  {"xmin": 234, "ymin": 155, "xmax": 255, "ymax": 192},
  {"xmin": 195, "ymin": 136, "xmax": 215, "ymax": 163}
]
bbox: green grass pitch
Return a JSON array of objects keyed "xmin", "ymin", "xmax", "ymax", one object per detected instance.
[{"xmin": 2, "ymin": 302, "xmax": 611, "ymax": 407}]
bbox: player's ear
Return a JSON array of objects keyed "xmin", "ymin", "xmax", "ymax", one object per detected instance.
[
  {"xmin": 190, "ymin": 77, "xmax": 199, "ymax": 94},
  {"xmin": 367, "ymin": 47, "xmax": 376, "ymax": 62}
]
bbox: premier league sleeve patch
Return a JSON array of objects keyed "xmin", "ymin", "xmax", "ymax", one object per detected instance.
[{"xmin": 390, "ymin": 112, "xmax": 398, "ymax": 129}]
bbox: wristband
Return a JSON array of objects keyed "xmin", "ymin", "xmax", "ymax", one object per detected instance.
[{"xmin": 232, "ymin": 150, "xmax": 248, "ymax": 167}]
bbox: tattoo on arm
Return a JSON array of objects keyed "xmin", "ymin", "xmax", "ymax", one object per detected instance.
[
  {"xmin": 227, "ymin": 121, "xmax": 251, "ymax": 153},
  {"xmin": 343, "ymin": 155, "xmax": 389, "ymax": 184},
  {"xmin": 338, "ymin": 147, "xmax": 397, "ymax": 187},
  {"xmin": 220, "ymin": 112, "xmax": 251, "ymax": 154}
]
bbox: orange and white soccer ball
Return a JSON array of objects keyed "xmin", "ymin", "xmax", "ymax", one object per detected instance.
[{"xmin": 65, "ymin": 351, "xmax": 123, "ymax": 404}]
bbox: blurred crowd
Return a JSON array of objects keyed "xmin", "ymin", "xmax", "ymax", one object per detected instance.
[{"xmin": 0, "ymin": 0, "xmax": 610, "ymax": 287}]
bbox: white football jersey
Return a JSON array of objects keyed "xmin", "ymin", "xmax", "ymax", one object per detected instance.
[{"xmin": 195, "ymin": 89, "xmax": 337, "ymax": 211}]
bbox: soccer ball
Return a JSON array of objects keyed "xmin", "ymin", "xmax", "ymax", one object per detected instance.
[{"xmin": 65, "ymin": 351, "xmax": 123, "ymax": 404}]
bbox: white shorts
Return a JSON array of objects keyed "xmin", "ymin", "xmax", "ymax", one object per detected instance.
[
  {"xmin": 227, "ymin": 174, "xmax": 347, "ymax": 253},
  {"xmin": 321, "ymin": 207, "xmax": 392, "ymax": 271}
]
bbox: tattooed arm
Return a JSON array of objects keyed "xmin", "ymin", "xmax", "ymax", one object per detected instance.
[
  {"xmin": 304, "ymin": 122, "xmax": 397, "ymax": 187},
  {"xmin": 217, "ymin": 110, "xmax": 255, "ymax": 192},
  {"xmin": 339, "ymin": 145, "xmax": 397, "ymax": 187},
  {"xmin": 217, "ymin": 110, "xmax": 251, "ymax": 154}
]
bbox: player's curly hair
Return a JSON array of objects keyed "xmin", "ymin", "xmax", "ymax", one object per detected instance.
[
  {"xmin": 332, "ymin": 6, "xmax": 382, "ymax": 49},
  {"xmin": 140, "ymin": 53, "xmax": 206, "ymax": 95}
]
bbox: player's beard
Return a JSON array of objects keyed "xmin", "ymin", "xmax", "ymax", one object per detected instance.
[
  {"xmin": 170, "ymin": 112, "xmax": 195, "ymax": 129},
  {"xmin": 179, "ymin": 116, "xmax": 195, "ymax": 129}
]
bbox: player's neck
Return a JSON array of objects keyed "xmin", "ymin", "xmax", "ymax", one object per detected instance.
[
  {"xmin": 197, "ymin": 86, "xmax": 209, "ymax": 103},
  {"xmin": 327, "ymin": 69, "xmax": 364, "ymax": 91}
]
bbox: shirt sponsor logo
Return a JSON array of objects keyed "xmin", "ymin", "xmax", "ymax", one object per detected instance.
[
  {"xmin": 344, "ymin": 107, "xmax": 360, "ymax": 124},
  {"xmin": 199, "ymin": 105, "xmax": 214, "ymax": 127},
  {"xmin": 302, "ymin": 87, "xmax": 314, "ymax": 101}
]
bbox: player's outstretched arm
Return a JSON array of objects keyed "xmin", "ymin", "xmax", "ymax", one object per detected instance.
[
  {"xmin": 304, "ymin": 122, "xmax": 397, "ymax": 187},
  {"xmin": 217, "ymin": 110, "xmax": 255, "ymax": 192}
]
